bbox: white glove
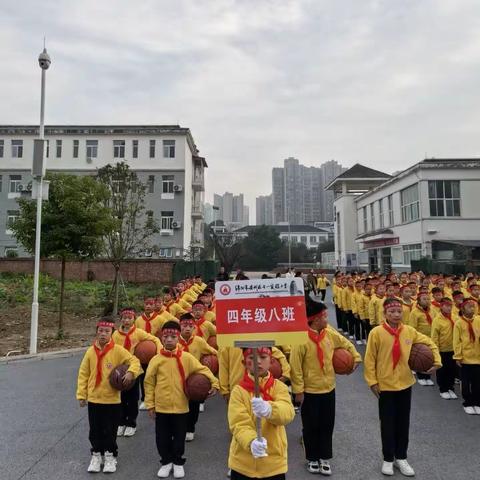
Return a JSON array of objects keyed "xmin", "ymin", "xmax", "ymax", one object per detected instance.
[
  {"xmin": 250, "ymin": 437, "xmax": 268, "ymax": 458},
  {"xmin": 251, "ymin": 397, "xmax": 272, "ymax": 418}
]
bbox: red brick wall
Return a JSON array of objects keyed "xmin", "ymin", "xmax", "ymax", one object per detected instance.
[{"xmin": 0, "ymin": 258, "xmax": 175, "ymax": 284}]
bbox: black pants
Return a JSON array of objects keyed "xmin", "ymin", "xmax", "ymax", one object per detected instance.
[
  {"xmin": 365, "ymin": 320, "xmax": 372, "ymax": 339},
  {"xmin": 417, "ymin": 372, "xmax": 431, "ymax": 381},
  {"xmin": 139, "ymin": 364, "xmax": 148, "ymax": 401},
  {"xmin": 231, "ymin": 471, "xmax": 286, "ymax": 480},
  {"xmin": 334, "ymin": 305, "xmax": 343, "ymax": 330},
  {"xmin": 155, "ymin": 413, "xmax": 188, "ymax": 465},
  {"xmin": 319, "ymin": 289, "xmax": 326, "ymax": 301},
  {"xmin": 121, "ymin": 377, "xmax": 140, "ymax": 427},
  {"xmin": 354, "ymin": 316, "xmax": 367, "ymax": 341},
  {"xmin": 301, "ymin": 390, "xmax": 335, "ymax": 460},
  {"xmin": 88, "ymin": 402, "xmax": 121, "ymax": 456},
  {"xmin": 460, "ymin": 364, "xmax": 480, "ymax": 407},
  {"xmin": 378, "ymin": 388, "xmax": 411, "ymax": 462},
  {"xmin": 346, "ymin": 311, "xmax": 355, "ymax": 337},
  {"xmin": 436, "ymin": 352, "xmax": 456, "ymax": 393},
  {"xmin": 187, "ymin": 401, "xmax": 200, "ymax": 433}
]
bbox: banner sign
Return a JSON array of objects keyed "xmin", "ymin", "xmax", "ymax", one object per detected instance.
[{"xmin": 215, "ymin": 278, "xmax": 308, "ymax": 347}]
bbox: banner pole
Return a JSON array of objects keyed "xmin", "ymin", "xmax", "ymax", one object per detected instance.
[{"xmin": 252, "ymin": 347, "xmax": 262, "ymax": 439}]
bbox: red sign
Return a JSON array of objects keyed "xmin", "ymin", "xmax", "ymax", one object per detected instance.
[{"xmin": 363, "ymin": 237, "xmax": 399, "ymax": 248}]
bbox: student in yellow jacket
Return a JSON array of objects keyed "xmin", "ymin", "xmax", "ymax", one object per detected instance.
[
  {"xmin": 196, "ymin": 292, "xmax": 217, "ymax": 324},
  {"xmin": 144, "ymin": 321, "xmax": 219, "ymax": 478},
  {"xmin": 400, "ymin": 285, "xmax": 414, "ymax": 325},
  {"xmin": 154, "ymin": 296, "xmax": 179, "ymax": 324},
  {"xmin": 352, "ymin": 279, "xmax": 367, "ymax": 345},
  {"xmin": 162, "ymin": 287, "xmax": 188, "ymax": 319},
  {"xmin": 364, "ymin": 298, "xmax": 441, "ymax": 477},
  {"xmin": 368, "ymin": 283, "xmax": 386, "ymax": 328},
  {"xmin": 227, "ymin": 347, "xmax": 295, "ymax": 480},
  {"xmin": 290, "ymin": 297, "xmax": 361, "ymax": 476},
  {"xmin": 316, "ymin": 273, "xmax": 330, "ymax": 301},
  {"xmin": 332, "ymin": 274, "xmax": 345, "ymax": 332},
  {"xmin": 76, "ymin": 318, "xmax": 142, "ymax": 474},
  {"xmin": 191, "ymin": 300, "xmax": 217, "ymax": 341},
  {"xmin": 453, "ymin": 298, "xmax": 480, "ymax": 415},
  {"xmin": 431, "ymin": 298, "xmax": 458, "ymax": 400},
  {"xmin": 134, "ymin": 297, "xmax": 163, "ymax": 336},
  {"xmin": 113, "ymin": 307, "xmax": 161, "ymax": 437},
  {"xmin": 361, "ymin": 282, "xmax": 373, "ymax": 338},
  {"xmin": 467, "ymin": 283, "xmax": 480, "ymax": 315}
]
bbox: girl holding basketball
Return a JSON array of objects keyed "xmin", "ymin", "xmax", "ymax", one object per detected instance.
[
  {"xmin": 364, "ymin": 298, "xmax": 441, "ymax": 477},
  {"xmin": 290, "ymin": 297, "xmax": 361, "ymax": 476}
]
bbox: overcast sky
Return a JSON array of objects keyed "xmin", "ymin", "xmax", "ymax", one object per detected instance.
[{"xmin": 2, "ymin": 0, "xmax": 480, "ymax": 220}]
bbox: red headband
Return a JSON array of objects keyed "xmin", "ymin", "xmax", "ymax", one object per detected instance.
[
  {"xmin": 161, "ymin": 328, "xmax": 179, "ymax": 337},
  {"xmin": 440, "ymin": 298, "xmax": 453, "ymax": 305},
  {"xmin": 97, "ymin": 321, "xmax": 115, "ymax": 329},
  {"xmin": 179, "ymin": 318, "xmax": 195, "ymax": 325},
  {"xmin": 243, "ymin": 347, "xmax": 272, "ymax": 358},
  {"xmin": 468, "ymin": 284, "xmax": 479, "ymax": 291},
  {"xmin": 144, "ymin": 298, "xmax": 156, "ymax": 305},
  {"xmin": 121, "ymin": 309, "xmax": 135, "ymax": 318},
  {"xmin": 453, "ymin": 292, "xmax": 464, "ymax": 299},
  {"xmin": 461, "ymin": 298, "xmax": 476, "ymax": 308},
  {"xmin": 383, "ymin": 300, "xmax": 402, "ymax": 311},
  {"xmin": 417, "ymin": 291, "xmax": 429, "ymax": 298}
]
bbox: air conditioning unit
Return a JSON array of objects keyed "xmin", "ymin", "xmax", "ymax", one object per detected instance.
[
  {"xmin": 173, "ymin": 184, "xmax": 183, "ymax": 192},
  {"xmin": 172, "ymin": 221, "xmax": 182, "ymax": 229},
  {"xmin": 144, "ymin": 249, "xmax": 153, "ymax": 258},
  {"xmin": 17, "ymin": 184, "xmax": 31, "ymax": 193},
  {"xmin": 86, "ymin": 157, "xmax": 93, "ymax": 164}
]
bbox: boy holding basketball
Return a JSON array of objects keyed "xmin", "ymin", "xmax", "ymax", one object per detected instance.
[
  {"xmin": 227, "ymin": 347, "xmax": 295, "ymax": 480},
  {"xmin": 144, "ymin": 321, "xmax": 219, "ymax": 478},
  {"xmin": 290, "ymin": 298, "xmax": 361, "ymax": 475},
  {"xmin": 76, "ymin": 318, "xmax": 142, "ymax": 473},
  {"xmin": 364, "ymin": 298, "xmax": 441, "ymax": 476},
  {"xmin": 191, "ymin": 300, "xmax": 217, "ymax": 340}
]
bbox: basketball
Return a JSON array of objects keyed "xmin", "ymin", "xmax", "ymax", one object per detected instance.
[
  {"xmin": 109, "ymin": 364, "xmax": 133, "ymax": 391},
  {"xmin": 408, "ymin": 343, "xmax": 434, "ymax": 372},
  {"xmin": 186, "ymin": 373, "xmax": 212, "ymax": 401},
  {"xmin": 332, "ymin": 348, "xmax": 354, "ymax": 375},
  {"xmin": 134, "ymin": 340, "xmax": 157, "ymax": 364},
  {"xmin": 269, "ymin": 357, "xmax": 282, "ymax": 378},
  {"xmin": 207, "ymin": 335, "xmax": 218, "ymax": 350},
  {"xmin": 201, "ymin": 354, "xmax": 219, "ymax": 375}
]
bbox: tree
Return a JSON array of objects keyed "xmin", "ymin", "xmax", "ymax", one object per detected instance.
[
  {"xmin": 12, "ymin": 173, "xmax": 114, "ymax": 336},
  {"xmin": 97, "ymin": 163, "xmax": 159, "ymax": 314},
  {"xmin": 316, "ymin": 239, "xmax": 335, "ymax": 260},
  {"xmin": 278, "ymin": 241, "xmax": 316, "ymax": 264},
  {"xmin": 210, "ymin": 227, "xmax": 244, "ymax": 274},
  {"xmin": 239, "ymin": 226, "xmax": 283, "ymax": 270}
]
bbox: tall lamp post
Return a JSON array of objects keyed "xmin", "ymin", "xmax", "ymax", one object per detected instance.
[{"xmin": 30, "ymin": 46, "xmax": 51, "ymax": 354}]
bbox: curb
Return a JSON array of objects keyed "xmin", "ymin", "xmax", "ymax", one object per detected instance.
[{"xmin": 0, "ymin": 346, "xmax": 87, "ymax": 364}]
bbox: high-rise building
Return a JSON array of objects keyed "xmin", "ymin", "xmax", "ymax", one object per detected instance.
[
  {"xmin": 243, "ymin": 205, "xmax": 249, "ymax": 226},
  {"xmin": 212, "ymin": 191, "xmax": 249, "ymax": 230},
  {"xmin": 256, "ymin": 194, "xmax": 273, "ymax": 225}
]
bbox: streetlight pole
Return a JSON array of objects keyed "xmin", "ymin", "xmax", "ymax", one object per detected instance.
[
  {"xmin": 30, "ymin": 45, "xmax": 51, "ymax": 355},
  {"xmin": 284, "ymin": 170, "xmax": 291, "ymax": 269}
]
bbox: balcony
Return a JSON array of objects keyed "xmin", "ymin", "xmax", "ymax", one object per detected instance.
[
  {"xmin": 191, "ymin": 232, "xmax": 204, "ymax": 246},
  {"xmin": 191, "ymin": 204, "xmax": 204, "ymax": 219},
  {"xmin": 192, "ymin": 170, "xmax": 204, "ymax": 191}
]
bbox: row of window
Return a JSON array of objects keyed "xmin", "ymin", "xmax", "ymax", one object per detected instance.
[
  {"xmin": 279, "ymin": 235, "xmax": 327, "ymax": 245},
  {"xmin": 359, "ymin": 243, "xmax": 422, "ymax": 265},
  {"xmin": 362, "ymin": 180, "xmax": 461, "ymax": 232},
  {"xmin": 0, "ymin": 139, "xmax": 176, "ymax": 159}
]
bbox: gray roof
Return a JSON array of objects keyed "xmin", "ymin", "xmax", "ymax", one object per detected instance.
[
  {"xmin": 234, "ymin": 225, "xmax": 330, "ymax": 234},
  {"xmin": 334, "ymin": 163, "xmax": 391, "ymax": 180}
]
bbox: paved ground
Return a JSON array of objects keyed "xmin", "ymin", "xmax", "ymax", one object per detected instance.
[{"xmin": 2, "ymin": 293, "xmax": 480, "ymax": 480}]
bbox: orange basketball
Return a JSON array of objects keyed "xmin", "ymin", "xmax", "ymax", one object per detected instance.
[
  {"xmin": 207, "ymin": 335, "xmax": 218, "ymax": 350},
  {"xmin": 269, "ymin": 357, "xmax": 282, "ymax": 379},
  {"xmin": 408, "ymin": 343, "xmax": 434, "ymax": 372},
  {"xmin": 134, "ymin": 340, "xmax": 157, "ymax": 364},
  {"xmin": 201, "ymin": 354, "xmax": 219, "ymax": 375},
  {"xmin": 186, "ymin": 373, "xmax": 212, "ymax": 401},
  {"xmin": 109, "ymin": 364, "xmax": 134, "ymax": 391},
  {"xmin": 332, "ymin": 348, "xmax": 354, "ymax": 375}
]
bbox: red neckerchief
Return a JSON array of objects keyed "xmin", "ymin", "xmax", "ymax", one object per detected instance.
[
  {"xmin": 118, "ymin": 326, "xmax": 136, "ymax": 351},
  {"xmin": 417, "ymin": 305, "xmax": 433, "ymax": 325},
  {"xmin": 308, "ymin": 328, "xmax": 327, "ymax": 369},
  {"xmin": 441, "ymin": 312, "xmax": 455, "ymax": 329},
  {"xmin": 239, "ymin": 370, "xmax": 274, "ymax": 401},
  {"xmin": 164, "ymin": 301, "xmax": 175, "ymax": 313},
  {"xmin": 179, "ymin": 335, "xmax": 194, "ymax": 352},
  {"xmin": 93, "ymin": 339, "xmax": 115, "ymax": 387},
  {"xmin": 142, "ymin": 312, "xmax": 158, "ymax": 333},
  {"xmin": 160, "ymin": 348, "xmax": 186, "ymax": 394},
  {"xmin": 382, "ymin": 323, "xmax": 403, "ymax": 369},
  {"xmin": 431, "ymin": 300, "xmax": 441, "ymax": 308},
  {"xmin": 195, "ymin": 317, "xmax": 206, "ymax": 338},
  {"xmin": 460, "ymin": 315, "xmax": 476, "ymax": 343}
]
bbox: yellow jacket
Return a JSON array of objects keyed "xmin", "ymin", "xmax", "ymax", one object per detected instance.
[
  {"xmin": 342, "ymin": 287, "xmax": 355, "ymax": 312},
  {"xmin": 316, "ymin": 277, "xmax": 329, "ymax": 290},
  {"xmin": 352, "ymin": 290, "xmax": 363, "ymax": 316},
  {"xmin": 178, "ymin": 334, "xmax": 217, "ymax": 361},
  {"xmin": 408, "ymin": 306, "xmax": 433, "ymax": 337},
  {"xmin": 359, "ymin": 293, "xmax": 372, "ymax": 320},
  {"xmin": 135, "ymin": 310, "xmax": 177, "ymax": 336},
  {"xmin": 401, "ymin": 303, "xmax": 413, "ymax": 325},
  {"xmin": 453, "ymin": 316, "xmax": 480, "ymax": 364},
  {"xmin": 219, "ymin": 346, "xmax": 290, "ymax": 396},
  {"xmin": 431, "ymin": 313, "xmax": 455, "ymax": 352},
  {"xmin": 228, "ymin": 375, "xmax": 295, "ymax": 478},
  {"xmin": 76, "ymin": 342, "xmax": 142, "ymax": 404},
  {"xmin": 290, "ymin": 327, "xmax": 362, "ymax": 394},
  {"xmin": 144, "ymin": 347, "xmax": 219, "ymax": 413},
  {"xmin": 195, "ymin": 319, "xmax": 217, "ymax": 340},
  {"xmin": 368, "ymin": 295, "xmax": 384, "ymax": 327},
  {"xmin": 205, "ymin": 310, "xmax": 216, "ymax": 324},
  {"xmin": 364, "ymin": 324, "xmax": 441, "ymax": 391},
  {"xmin": 164, "ymin": 301, "xmax": 188, "ymax": 319},
  {"xmin": 112, "ymin": 326, "xmax": 161, "ymax": 354}
]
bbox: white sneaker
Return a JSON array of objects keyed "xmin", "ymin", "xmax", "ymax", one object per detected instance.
[
  {"xmin": 349, "ymin": 335, "xmax": 354, "ymax": 339},
  {"xmin": 199, "ymin": 403, "xmax": 205, "ymax": 413},
  {"xmin": 319, "ymin": 459, "xmax": 332, "ymax": 476},
  {"xmin": 185, "ymin": 432, "xmax": 195, "ymax": 442},
  {"xmin": 87, "ymin": 452, "xmax": 102, "ymax": 473},
  {"xmin": 464, "ymin": 406, "xmax": 476, "ymax": 415},
  {"xmin": 448, "ymin": 390, "xmax": 458, "ymax": 399},
  {"xmin": 363, "ymin": 339, "xmax": 367, "ymax": 345},
  {"xmin": 103, "ymin": 452, "xmax": 117, "ymax": 473},
  {"xmin": 417, "ymin": 379, "xmax": 427, "ymax": 386},
  {"xmin": 123, "ymin": 426, "xmax": 136, "ymax": 437},
  {"xmin": 227, "ymin": 468, "xmax": 231, "ymax": 478},
  {"xmin": 173, "ymin": 464, "xmax": 185, "ymax": 478},
  {"xmin": 356, "ymin": 340, "xmax": 363, "ymax": 345},
  {"xmin": 157, "ymin": 463, "xmax": 173, "ymax": 478},
  {"xmin": 139, "ymin": 401, "xmax": 147, "ymax": 410},
  {"xmin": 394, "ymin": 459, "xmax": 415, "ymax": 476},
  {"xmin": 440, "ymin": 392, "xmax": 451, "ymax": 400},
  {"xmin": 117, "ymin": 425, "xmax": 126, "ymax": 437},
  {"xmin": 474, "ymin": 406, "xmax": 480, "ymax": 415},
  {"xmin": 307, "ymin": 461, "xmax": 320, "ymax": 474},
  {"xmin": 381, "ymin": 461, "xmax": 394, "ymax": 476},
  {"xmin": 426, "ymin": 379, "xmax": 435, "ymax": 386}
]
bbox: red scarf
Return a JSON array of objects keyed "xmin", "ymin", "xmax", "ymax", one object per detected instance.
[
  {"xmin": 93, "ymin": 339, "xmax": 115, "ymax": 387},
  {"xmin": 417, "ymin": 306, "xmax": 433, "ymax": 325},
  {"xmin": 195, "ymin": 317, "xmax": 206, "ymax": 338},
  {"xmin": 142, "ymin": 312, "xmax": 158, "ymax": 334},
  {"xmin": 118, "ymin": 326, "xmax": 136, "ymax": 351},
  {"xmin": 179, "ymin": 335, "xmax": 194, "ymax": 352},
  {"xmin": 441, "ymin": 312, "xmax": 455, "ymax": 329},
  {"xmin": 165, "ymin": 301, "xmax": 174, "ymax": 313},
  {"xmin": 460, "ymin": 315, "xmax": 476, "ymax": 343},
  {"xmin": 160, "ymin": 348, "xmax": 186, "ymax": 393},
  {"xmin": 308, "ymin": 329, "xmax": 327, "ymax": 369},
  {"xmin": 239, "ymin": 370, "xmax": 274, "ymax": 401},
  {"xmin": 382, "ymin": 323, "xmax": 403, "ymax": 369},
  {"xmin": 432, "ymin": 300, "xmax": 441, "ymax": 309}
]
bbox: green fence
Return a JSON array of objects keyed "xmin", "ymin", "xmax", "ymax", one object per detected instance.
[
  {"xmin": 411, "ymin": 258, "xmax": 480, "ymax": 275},
  {"xmin": 172, "ymin": 260, "xmax": 219, "ymax": 284}
]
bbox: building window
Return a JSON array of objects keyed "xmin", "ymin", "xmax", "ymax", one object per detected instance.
[
  {"xmin": 11, "ymin": 140, "xmax": 23, "ymax": 158},
  {"xmin": 401, "ymin": 184, "xmax": 419, "ymax": 223},
  {"xmin": 362, "ymin": 206, "xmax": 368, "ymax": 232},
  {"xmin": 379, "ymin": 199, "xmax": 384, "ymax": 228},
  {"xmin": 86, "ymin": 140, "xmax": 98, "ymax": 158},
  {"xmin": 147, "ymin": 175, "xmax": 155, "ymax": 193},
  {"xmin": 310, "ymin": 235, "xmax": 318, "ymax": 244},
  {"xmin": 370, "ymin": 203, "xmax": 375, "ymax": 231},
  {"xmin": 73, "ymin": 140, "xmax": 79, "ymax": 158},
  {"xmin": 9, "ymin": 175, "xmax": 21, "ymax": 193},
  {"xmin": 132, "ymin": 140, "xmax": 138, "ymax": 158},
  {"xmin": 4, "ymin": 246, "xmax": 18, "ymax": 257},
  {"xmin": 300, "ymin": 236, "xmax": 307, "ymax": 244},
  {"xmin": 6, "ymin": 210, "xmax": 20, "ymax": 230},
  {"xmin": 161, "ymin": 211, "xmax": 174, "ymax": 230},
  {"xmin": 0, "ymin": 140, "xmax": 4, "ymax": 157},
  {"xmin": 149, "ymin": 140, "xmax": 156, "ymax": 158},
  {"xmin": 159, "ymin": 248, "xmax": 173, "ymax": 258},
  {"xmin": 388, "ymin": 195, "xmax": 394, "ymax": 226},
  {"xmin": 56, "ymin": 139, "xmax": 62, "ymax": 158},
  {"xmin": 403, "ymin": 244, "xmax": 422, "ymax": 265},
  {"xmin": 428, "ymin": 180, "xmax": 460, "ymax": 217},
  {"xmin": 163, "ymin": 140, "xmax": 175, "ymax": 158},
  {"xmin": 291, "ymin": 236, "xmax": 298, "ymax": 243},
  {"xmin": 162, "ymin": 175, "xmax": 174, "ymax": 194},
  {"xmin": 113, "ymin": 140, "xmax": 125, "ymax": 158}
]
